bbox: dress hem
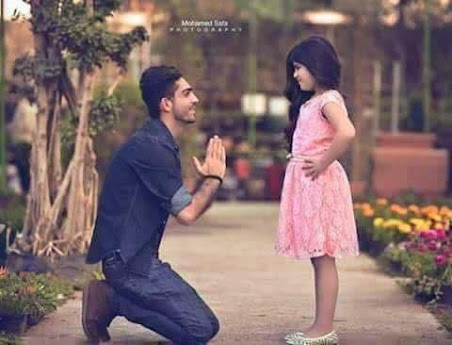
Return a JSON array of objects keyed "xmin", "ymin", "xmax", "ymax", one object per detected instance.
[{"xmin": 275, "ymin": 248, "xmax": 360, "ymax": 260}]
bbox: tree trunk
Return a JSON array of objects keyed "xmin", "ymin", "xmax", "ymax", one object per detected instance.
[{"xmin": 63, "ymin": 71, "xmax": 97, "ymax": 253}]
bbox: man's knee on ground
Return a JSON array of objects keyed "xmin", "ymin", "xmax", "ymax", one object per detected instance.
[
  {"xmin": 210, "ymin": 314, "xmax": 220, "ymax": 338},
  {"xmin": 188, "ymin": 314, "xmax": 220, "ymax": 343}
]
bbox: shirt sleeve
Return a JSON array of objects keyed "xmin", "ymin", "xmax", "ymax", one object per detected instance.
[
  {"xmin": 320, "ymin": 90, "xmax": 348, "ymax": 117},
  {"xmin": 123, "ymin": 137, "xmax": 193, "ymax": 216}
]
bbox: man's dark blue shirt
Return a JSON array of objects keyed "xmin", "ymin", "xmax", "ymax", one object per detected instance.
[{"xmin": 86, "ymin": 118, "xmax": 193, "ymax": 266}]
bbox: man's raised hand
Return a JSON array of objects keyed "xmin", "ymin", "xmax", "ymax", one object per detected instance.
[{"xmin": 192, "ymin": 136, "xmax": 226, "ymax": 179}]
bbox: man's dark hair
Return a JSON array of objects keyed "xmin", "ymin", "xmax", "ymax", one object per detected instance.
[{"xmin": 139, "ymin": 65, "xmax": 183, "ymax": 118}]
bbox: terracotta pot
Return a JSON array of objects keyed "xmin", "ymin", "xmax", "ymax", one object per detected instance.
[
  {"xmin": 441, "ymin": 285, "xmax": 452, "ymax": 306},
  {"xmin": 350, "ymin": 180, "xmax": 366, "ymax": 197},
  {"xmin": 372, "ymin": 132, "xmax": 449, "ymax": 197},
  {"xmin": 376, "ymin": 132, "xmax": 435, "ymax": 149}
]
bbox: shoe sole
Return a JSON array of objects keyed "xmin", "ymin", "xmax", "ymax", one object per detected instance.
[
  {"xmin": 82, "ymin": 282, "xmax": 112, "ymax": 343},
  {"xmin": 285, "ymin": 332, "xmax": 339, "ymax": 345},
  {"xmin": 82, "ymin": 283, "xmax": 95, "ymax": 341},
  {"xmin": 82, "ymin": 282, "xmax": 106, "ymax": 342},
  {"xmin": 286, "ymin": 340, "xmax": 338, "ymax": 345}
]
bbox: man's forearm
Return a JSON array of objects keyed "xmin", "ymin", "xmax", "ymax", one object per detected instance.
[{"xmin": 189, "ymin": 178, "xmax": 221, "ymax": 221}]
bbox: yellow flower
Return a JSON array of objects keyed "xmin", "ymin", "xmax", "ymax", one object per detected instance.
[
  {"xmin": 415, "ymin": 223, "xmax": 430, "ymax": 232},
  {"xmin": 428, "ymin": 213, "xmax": 442, "ymax": 222},
  {"xmin": 373, "ymin": 217, "xmax": 385, "ymax": 227},
  {"xmin": 409, "ymin": 218, "xmax": 424, "ymax": 225},
  {"xmin": 383, "ymin": 219, "xmax": 402, "ymax": 228},
  {"xmin": 376, "ymin": 198, "xmax": 388, "ymax": 206},
  {"xmin": 398, "ymin": 223, "xmax": 412, "ymax": 234}
]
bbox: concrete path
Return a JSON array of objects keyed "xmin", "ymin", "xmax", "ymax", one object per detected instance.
[{"xmin": 22, "ymin": 202, "xmax": 452, "ymax": 344}]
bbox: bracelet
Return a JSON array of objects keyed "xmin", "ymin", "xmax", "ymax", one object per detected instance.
[{"xmin": 204, "ymin": 175, "xmax": 223, "ymax": 184}]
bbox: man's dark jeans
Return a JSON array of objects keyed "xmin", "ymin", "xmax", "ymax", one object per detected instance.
[{"xmin": 102, "ymin": 251, "xmax": 219, "ymax": 345}]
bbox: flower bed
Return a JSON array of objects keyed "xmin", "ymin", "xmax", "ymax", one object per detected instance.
[
  {"xmin": 354, "ymin": 199, "xmax": 452, "ymax": 303},
  {"xmin": 0, "ymin": 267, "xmax": 73, "ymax": 335}
]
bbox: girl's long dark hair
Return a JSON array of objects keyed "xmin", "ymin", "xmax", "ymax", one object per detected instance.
[{"xmin": 284, "ymin": 36, "xmax": 341, "ymax": 151}]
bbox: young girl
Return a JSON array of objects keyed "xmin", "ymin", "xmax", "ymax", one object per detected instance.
[{"xmin": 276, "ymin": 36, "xmax": 359, "ymax": 345}]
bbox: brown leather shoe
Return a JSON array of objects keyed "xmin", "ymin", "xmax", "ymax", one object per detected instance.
[{"xmin": 82, "ymin": 280, "xmax": 114, "ymax": 343}]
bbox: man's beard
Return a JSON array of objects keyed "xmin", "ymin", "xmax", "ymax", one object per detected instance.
[{"xmin": 174, "ymin": 109, "xmax": 196, "ymax": 124}]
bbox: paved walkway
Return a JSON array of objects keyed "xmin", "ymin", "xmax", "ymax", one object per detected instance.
[{"xmin": 22, "ymin": 202, "xmax": 451, "ymax": 344}]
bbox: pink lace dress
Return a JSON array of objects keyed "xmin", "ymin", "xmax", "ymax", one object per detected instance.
[{"xmin": 275, "ymin": 90, "xmax": 359, "ymax": 259}]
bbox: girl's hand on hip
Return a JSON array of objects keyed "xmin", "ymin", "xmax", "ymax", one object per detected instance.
[{"xmin": 302, "ymin": 157, "xmax": 328, "ymax": 181}]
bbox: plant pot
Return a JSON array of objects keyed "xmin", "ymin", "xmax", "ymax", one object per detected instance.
[
  {"xmin": 27, "ymin": 314, "xmax": 44, "ymax": 326},
  {"xmin": 440, "ymin": 285, "xmax": 452, "ymax": 306},
  {"xmin": 0, "ymin": 314, "xmax": 29, "ymax": 334},
  {"xmin": 350, "ymin": 180, "xmax": 366, "ymax": 197},
  {"xmin": 372, "ymin": 132, "xmax": 449, "ymax": 197},
  {"xmin": 376, "ymin": 132, "xmax": 435, "ymax": 149}
]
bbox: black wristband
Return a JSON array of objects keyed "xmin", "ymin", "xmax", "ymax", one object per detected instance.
[{"xmin": 204, "ymin": 175, "xmax": 223, "ymax": 184}]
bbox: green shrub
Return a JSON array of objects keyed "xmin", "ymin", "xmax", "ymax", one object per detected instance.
[{"xmin": 0, "ymin": 270, "xmax": 73, "ymax": 319}]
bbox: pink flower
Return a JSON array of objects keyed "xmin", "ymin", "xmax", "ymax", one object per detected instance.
[
  {"xmin": 426, "ymin": 230, "xmax": 438, "ymax": 241},
  {"xmin": 436, "ymin": 230, "xmax": 446, "ymax": 240},
  {"xmin": 418, "ymin": 243, "xmax": 428, "ymax": 252},
  {"xmin": 420, "ymin": 231, "xmax": 428, "ymax": 239},
  {"xmin": 428, "ymin": 240, "xmax": 438, "ymax": 251},
  {"xmin": 435, "ymin": 255, "xmax": 448, "ymax": 267}
]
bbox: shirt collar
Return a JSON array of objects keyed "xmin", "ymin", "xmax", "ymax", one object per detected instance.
[{"xmin": 143, "ymin": 118, "xmax": 180, "ymax": 152}]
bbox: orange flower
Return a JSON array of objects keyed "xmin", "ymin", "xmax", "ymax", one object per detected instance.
[
  {"xmin": 25, "ymin": 286, "xmax": 36, "ymax": 294},
  {"xmin": 0, "ymin": 266, "xmax": 8, "ymax": 277},
  {"xmin": 408, "ymin": 205, "xmax": 420, "ymax": 214},
  {"xmin": 390, "ymin": 204, "xmax": 401, "ymax": 212},
  {"xmin": 397, "ymin": 208, "xmax": 408, "ymax": 216},
  {"xmin": 376, "ymin": 198, "xmax": 388, "ymax": 206},
  {"xmin": 363, "ymin": 209, "xmax": 375, "ymax": 217},
  {"xmin": 421, "ymin": 205, "xmax": 439, "ymax": 215},
  {"xmin": 434, "ymin": 222, "xmax": 445, "ymax": 230},
  {"xmin": 439, "ymin": 206, "xmax": 451, "ymax": 216}
]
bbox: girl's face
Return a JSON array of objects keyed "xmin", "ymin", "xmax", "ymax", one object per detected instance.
[{"xmin": 293, "ymin": 62, "xmax": 316, "ymax": 91}]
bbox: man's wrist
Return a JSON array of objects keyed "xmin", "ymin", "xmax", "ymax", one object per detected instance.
[{"xmin": 203, "ymin": 174, "xmax": 223, "ymax": 185}]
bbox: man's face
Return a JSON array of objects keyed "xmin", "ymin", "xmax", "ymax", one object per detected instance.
[{"xmin": 168, "ymin": 78, "xmax": 199, "ymax": 124}]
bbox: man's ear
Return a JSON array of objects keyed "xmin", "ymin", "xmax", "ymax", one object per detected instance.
[{"xmin": 160, "ymin": 97, "xmax": 172, "ymax": 112}]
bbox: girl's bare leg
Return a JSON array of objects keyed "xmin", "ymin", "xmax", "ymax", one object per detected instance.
[{"xmin": 303, "ymin": 255, "xmax": 338, "ymax": 337}]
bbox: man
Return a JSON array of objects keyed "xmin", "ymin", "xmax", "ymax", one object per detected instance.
[{"xmin": 83, "ymin": 66, "xmax": 226, "ymax": 344}]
